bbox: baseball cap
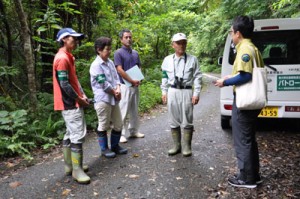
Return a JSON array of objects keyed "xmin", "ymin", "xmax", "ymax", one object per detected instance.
[
  {"xmin": 172, "ymin": 33, "xmax": 187, "ymax": 42},
  {"xmin": 56, "ymin": 28, "xmax": 84, "ymax": 42}
]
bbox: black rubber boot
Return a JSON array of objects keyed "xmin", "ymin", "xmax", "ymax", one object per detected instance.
[
  {"xmin": 97, "ymin": 131, "xmax": 116, "ymax": 158},
  {"xmin": 111, "ymin": 130, "xmax": 128, "ymax": 154}
]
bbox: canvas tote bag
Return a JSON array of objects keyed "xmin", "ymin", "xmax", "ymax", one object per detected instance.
[{"xmin": 235, "ymin": 46, "xmax": 268, "ymax": 110}]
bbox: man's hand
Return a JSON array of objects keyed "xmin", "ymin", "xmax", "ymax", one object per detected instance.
[
  {"xmin": 114, "ymin": 89, "xmax": 121, "ymax": 101},
  {"xmin": 76, "ymin": 96, "xmax": 89, "ymax": 107},
  {"xmin": 214, "ymin": 74, "xmax": 234, "ymax": 88},
  {"xmin": 214, "ymin": 78, "xmax": 225, "ymax": 88},
  {"xmin": 116, "ymin": 65, "xmax": 141, "ymax": 87},
  {"xmin": 192, "ymin": 96, "xmax": 200, "ymax": 105},
  {"xmin": 162, "ymin": 94, "xmax": 167, "ymax": 104},
  {"xmin": 131, "ymin": 80, "xmax": 140, "ymax": 87}
]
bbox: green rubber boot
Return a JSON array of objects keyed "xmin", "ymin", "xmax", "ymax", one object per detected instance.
[
  {"xmin": 182, "ymin": 127, "xmax": 193, "ymax": 157},
  {"xmin": 63, "ymin": 147, "xmax": 89, "ymax": 175},
  {"xmin": 168, "ymin": 127, "xmax": 181, "ymax": 156},
  {"xmin": 63, "ymin": 140, "xmax": 88, "ymax": 176},
  {"xmin": 63, "ymin": 146, "xmax": 73, "ymax": 175},
  {"xmin": 71, "ymin": 144, "xmax": 90, "ymax": 184}
]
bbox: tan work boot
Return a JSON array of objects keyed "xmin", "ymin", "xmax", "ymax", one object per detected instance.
[
  {"xmin": 168, "ymin": 127, "xmax": 181, "ymax": 156},
  {"xmin": 182, "ymin": 128, "xmax": 193, "ymax": 157},
  {"xmin": 120, "ymin": 135, "xmax": 128, "ymax": 143},
  {"xmin": 129, "ymin": 132, "xmax": 145, "ymax": 138}
]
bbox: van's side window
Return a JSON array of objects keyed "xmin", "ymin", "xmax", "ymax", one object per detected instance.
[
  {"xmin": 262, "ymin": 44, "xmax": 286, "ymax": 65},
  {"xmin": 254, "ymin": 30, "xmax": 300, "ymax": 65},
  {"xmin": 228, "ymin": 30, "xmax": 300, "ymax": 65}
]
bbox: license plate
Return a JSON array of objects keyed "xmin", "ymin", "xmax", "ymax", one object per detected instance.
[{"xmin": 259, "ymin": 107, "xmax": 278, "ymax": 117}]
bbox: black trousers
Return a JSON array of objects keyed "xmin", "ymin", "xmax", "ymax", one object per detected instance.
[{"xmin": 232, "ymin": 96, "xmax": 261, "ymax": 182}]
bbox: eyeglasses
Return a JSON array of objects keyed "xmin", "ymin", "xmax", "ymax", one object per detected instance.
[{"xmin": 228, "ymin": 30, "xmax": 233, "ymax": 34}]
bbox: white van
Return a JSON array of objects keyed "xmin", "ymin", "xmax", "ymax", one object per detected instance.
[{"xmin": 219, "ymin": 18, "xmax": 300, "ymax": 129}]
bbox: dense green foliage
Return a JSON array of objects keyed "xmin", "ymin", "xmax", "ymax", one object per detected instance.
[{"xmin": 0, "ymin": 0, "xmax": 299, "ymax": 159}]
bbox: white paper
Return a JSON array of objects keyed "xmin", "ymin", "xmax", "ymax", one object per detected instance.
[{"xmin": 123, "ymin": 65, "xmax": 144, "ymax": 87}]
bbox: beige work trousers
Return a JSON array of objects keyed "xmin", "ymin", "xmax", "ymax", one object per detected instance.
[{"xmin": 94, "ymin": 101, "xmax": 122, "ymax": 132}]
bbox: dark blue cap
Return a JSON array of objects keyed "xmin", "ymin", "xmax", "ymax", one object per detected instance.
[{"xmin": 56, "ymin": 28, "xmax": 84, "ymax": 42}]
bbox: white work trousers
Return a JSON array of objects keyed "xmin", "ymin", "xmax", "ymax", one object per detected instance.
[
  {"xmin": 61, "ymin": 108, "xmax": 87, "ymax": 144},
  {"xmin": 119, "ymin": 84, "xmax": 140, "ymax": 136},
  {"xmin": 167, "ymin": 87, "xmax": 194, "ymax": 129}
]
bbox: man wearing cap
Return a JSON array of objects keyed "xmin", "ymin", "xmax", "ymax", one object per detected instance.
[
  {"xmin": 53, "ymin": 28, "xmax": 90, "ymax": 184},
  {"xmin": 114, "ymin": 29, "xmax": 145, "ymax": 143},
  {"xmin": 161, "ymin": 33, "xmax": 202, "ymax": 157}
]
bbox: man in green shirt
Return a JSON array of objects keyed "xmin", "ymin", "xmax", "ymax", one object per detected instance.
[{"xmin": 215, "ymin": 16, "xmax": 264, "ymax": 188}]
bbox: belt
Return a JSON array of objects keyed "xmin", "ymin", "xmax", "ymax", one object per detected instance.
[{"xmin": 171, "ymin": 85, "xmax": 192, "ymax": 89}]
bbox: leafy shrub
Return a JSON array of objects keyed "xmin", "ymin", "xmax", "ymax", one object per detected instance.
[
  {"xmin": 30, "ymin": 114, "xmax": 64, "ymax": 150},
  {"xmin": 0, "ymin": 93, "xmax": 66, "ymax": 160},
  {"xmin": 0, "ymin": 110, "xmax": 34, "ymax": 160},
  {"xmin": 200, "ymin": 57, "xmax": 221, "ymax": 73},
  {"xmin": 0, "ymin": 96, "xmax": 17, "ymax": 111},
  {"xmin": 139, "ymin": 82, "xmax": 162, "ymax": 113},
  {"xmin": 84, "ymin": 108, "xmax": 98, "ymax": 131},
  {"xmin": 143, "ymin": 64, "xmax": 162, "ymax": 85}
]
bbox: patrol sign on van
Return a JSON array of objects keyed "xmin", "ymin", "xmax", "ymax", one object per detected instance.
[
  {"xmin": 219, "ymin": 18, "xmax": 300, "ymax": 129},
  {"xmin": 277, "ymin": 75, "xmax": 300, "ymax": 91}
]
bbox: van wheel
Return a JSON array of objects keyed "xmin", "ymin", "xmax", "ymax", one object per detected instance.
[{"xmin": 221, "ymin": 116, "xmax": 231, "ymax": 129}]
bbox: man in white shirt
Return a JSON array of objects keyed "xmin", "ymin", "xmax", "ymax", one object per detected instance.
[{"xmin": 161, "ymin": 33, "xmax": 202, "ymax": 157}]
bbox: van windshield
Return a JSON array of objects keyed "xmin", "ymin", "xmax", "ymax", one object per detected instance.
[{"xmin": 229, "ymin": 30, "xmax": 300, "ymax": 65}]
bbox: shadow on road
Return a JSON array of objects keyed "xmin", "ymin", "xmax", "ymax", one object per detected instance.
[{"xmin": 256, "ymin": 118, "xmax": 300, "ymax": 133}]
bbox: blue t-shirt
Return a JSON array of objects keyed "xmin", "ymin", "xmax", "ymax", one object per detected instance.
[{"xmin": 114, "ymin": 46, "xmax": 141, "ymax": 84}]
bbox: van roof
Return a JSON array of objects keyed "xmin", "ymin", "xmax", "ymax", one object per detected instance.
[{"xmin": 254, "ymin": 18, "xmax": 300, "ymax": 31}]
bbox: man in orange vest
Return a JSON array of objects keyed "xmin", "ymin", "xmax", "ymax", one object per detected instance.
[{"xmin": 53, "ymin": 28, "xmax": 90, "ymax": 184}]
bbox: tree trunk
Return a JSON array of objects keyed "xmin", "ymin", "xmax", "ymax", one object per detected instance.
[
  {"xmin": 0, "ymin": 0, "xmax": 13, "ymax": 92},
  {"xmin": 13, "ymin": 0, "xmax": 37, "ymax": 111},
  {"xmin": 38, "ymin": 0, "xmax": 54, "ymax": 92},
  {"xmin": 0, "ymin": 0, "xmax": 12, "ymax": 66}
]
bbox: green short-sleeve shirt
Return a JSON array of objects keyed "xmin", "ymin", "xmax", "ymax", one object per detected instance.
[{"xmin": 232, "ymin": 39, "xmax": 264, "ymax": 76}]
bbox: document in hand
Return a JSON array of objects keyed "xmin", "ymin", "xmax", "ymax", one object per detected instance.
[{"xmin": 123, "ymin": 65, "xmax": 144, "ymax": 87}]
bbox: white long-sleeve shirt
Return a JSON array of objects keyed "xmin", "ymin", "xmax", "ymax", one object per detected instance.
[
  {"xmin": 90, "ymin": 55, "xmax": 120, "ymax": 105},
  {"xmin": 161, "ymin": 53, "xmax": 202, "ymax": 97}
]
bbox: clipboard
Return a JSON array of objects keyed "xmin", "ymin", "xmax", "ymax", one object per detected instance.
[{"xmin": 123, "ymin": 65, "xmax": 144, "ymax": 87}]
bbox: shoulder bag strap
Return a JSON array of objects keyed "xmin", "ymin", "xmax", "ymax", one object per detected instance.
[{"xmin": 247, "ymin": 45, "xmax": 258, "ymax": 68}]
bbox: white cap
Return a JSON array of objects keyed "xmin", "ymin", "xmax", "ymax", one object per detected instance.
[{"xmin": 172, "ymin": 33, "xmax": 187, "ymax": 42}]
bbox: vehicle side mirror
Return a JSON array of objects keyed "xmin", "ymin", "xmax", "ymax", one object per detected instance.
[{"xmin": 218, "ymin": 57, "xmax": 223, "ymax": 65}]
